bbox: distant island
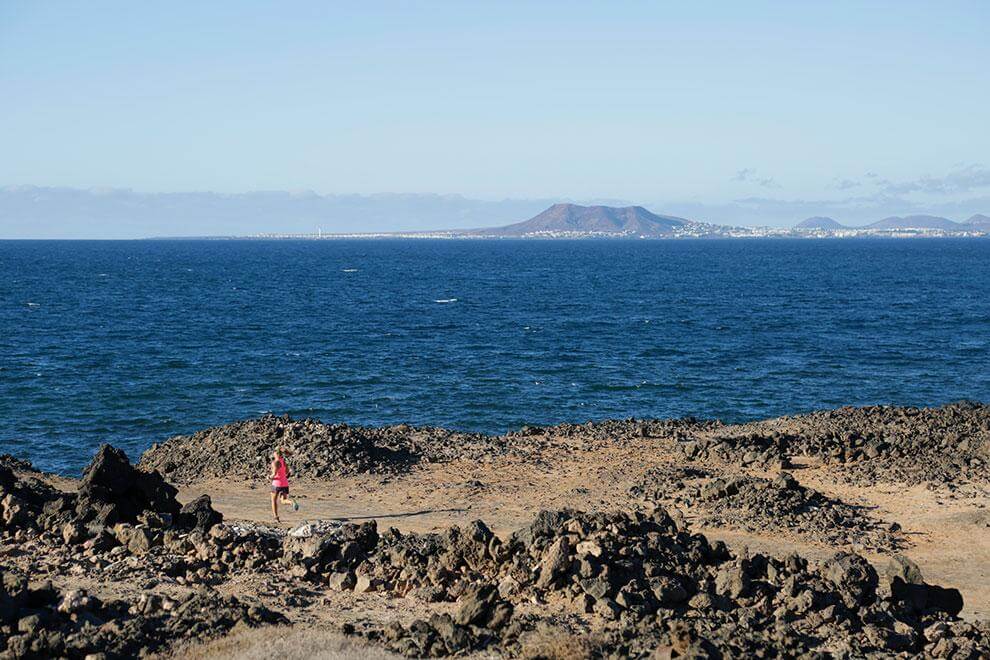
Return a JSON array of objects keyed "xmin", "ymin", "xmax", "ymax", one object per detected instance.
[
  {"xmin": 258, "ymin": 204, "xmax": 990, "ymax": 240},
  {"xmin": 796, "ymin": 214, "xmax": 990, "ymax": 234}
]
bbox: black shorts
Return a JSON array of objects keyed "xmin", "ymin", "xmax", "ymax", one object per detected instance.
[{"xmin": 272, "ymin": 486, "xmax": 289, "ymax": 496}]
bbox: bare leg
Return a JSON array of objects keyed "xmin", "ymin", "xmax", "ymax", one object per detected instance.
[
  {"xmin": 271, "ymin": 492, "xmax": 280, "ymax": 522},
  {"xmin": 280, "ymin": 492, "xmax": 296, "ymax": 508}
]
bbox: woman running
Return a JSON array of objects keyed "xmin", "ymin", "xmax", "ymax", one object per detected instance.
[{"xmin": 270, "ymin": 447, "xmax": 299, "ymax": 523}]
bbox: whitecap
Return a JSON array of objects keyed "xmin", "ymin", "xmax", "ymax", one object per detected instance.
[
  {"xmin": 434, "ymin": 298, "xmax": 458, "ymax": 304},
  {"xmin": 342, "ymin": 268, "xmax": 358, "ymax": 273},
  {"xmin": 26, "ymin": 302, "xmax": 40, "ymax": 307}
]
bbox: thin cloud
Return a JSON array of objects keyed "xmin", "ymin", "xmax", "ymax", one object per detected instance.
[
  {"xmin": 732, "ymin": 168, "xmax": 780, "ymax": 189},
  {"xmin": 878, "ymin": 164, "xmax": 990, "ymax": 195},
  {"xmin": 831, "ymin": 178, "xmax": 861, "ymax": 191}
]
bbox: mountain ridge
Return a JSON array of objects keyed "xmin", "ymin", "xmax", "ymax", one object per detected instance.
[
  {"xmin": 790, "ymin": 214, "xmax": 990, "ymax": 231},
  {"xmin": 868, "ymin": 214, "xmax": 962, "ymax": 230}
]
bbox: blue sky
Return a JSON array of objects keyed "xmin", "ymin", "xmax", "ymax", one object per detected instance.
[{"xmin": 2, "ymin": 1, "xmax": 989, "ymax": 231}]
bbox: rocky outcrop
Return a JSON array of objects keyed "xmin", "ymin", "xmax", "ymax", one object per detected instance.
[
  {"xmin": 0, "ymin": 464, "xmax": 64, "ymax": 536},
  {"xmin": 4, "ymin": 452, "xmax": 989, "ymax": 659},
  {"xmin": 75, "ymin": 445, "xmax": 181, "ymax": 527},
  {"xmin": 139, "ymin": 415, "xmax": 424, "ymax": 483},
  {"xmin": 177, "ymin": 494, "xmax": 224, "ymax": 533},
  {"xmin": 4, "ymin": 444, "xmax": 225, "ymax": 547},
  {"xmin": 0, "ymin": 448, "xmax": 265, "ymax": 590},
  {"xmin": 672, "ymin": 471, "xmax": 903, "ymax": 551},
  {"xmin": 359, "ymin": 583, "xmax": 514, "ymax": 657},
  {"xmin": 677, "ymin": 402, "xmax": 990, "ymax": 486}
]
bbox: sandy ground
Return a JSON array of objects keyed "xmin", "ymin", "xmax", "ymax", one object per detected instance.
[{"xmin": 176, "ymin": 436, "xmax": 990, "ymax": 621}]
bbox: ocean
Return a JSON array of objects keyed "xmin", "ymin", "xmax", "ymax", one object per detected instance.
[{"xmin": 2, "ymin": 238, "xmax": 989, "ymax": 475}]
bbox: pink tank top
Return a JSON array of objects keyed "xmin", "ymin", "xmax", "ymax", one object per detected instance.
[{"xmin": 272, "ymin": 458, "xmax": 289, "ymax": 487}]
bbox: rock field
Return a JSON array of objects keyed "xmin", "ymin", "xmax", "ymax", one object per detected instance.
[
  {"xmin": 141, "ymin": 403, "xmax": 990, "ymax": 491},
  {"xmin": 683, "ymin": 402, "xmax": 990, "ymax": 487},
  {"xmin": 634, "ymin": 469, "xmax": 905, "ymax": 553},
  {"xmin": 2, "ymin": 403, "xmax": 989, "ymax": 658}
]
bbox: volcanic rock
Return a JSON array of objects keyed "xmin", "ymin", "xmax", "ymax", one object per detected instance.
[
  {"xmin": 77, "ymin": 445, "xmax": 180, "ymax": 526},
  {"xmin": 669, "ymin": 472, "xmax": 903, "ymax": 551},
  {"xmin": 177, "ymin": 494, "xmax": 223, "ymax": 532},
  {"xmin": 685, "ymin": 403, "xmax": 990, "ymax": 487},
  {"xmin": 139, "ymin": 415, "xmax": 422, "ymax": 483},
  {"xmin": 0, "ymin": 567, "xmax": 286, "ymax": 658}
]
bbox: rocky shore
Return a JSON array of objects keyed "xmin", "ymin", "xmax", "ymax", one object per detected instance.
[{"xmin": 3, "ymin": 403, "xmax": 990, "ymax": 658}]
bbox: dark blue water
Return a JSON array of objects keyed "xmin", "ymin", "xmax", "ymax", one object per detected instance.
[{"xmin": 2, "ymin": 239, "xmax": 989, "ymax": 475}]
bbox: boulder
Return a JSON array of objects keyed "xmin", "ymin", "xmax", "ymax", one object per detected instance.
[
  {"xmin": 283, "ymin": 532, "xmax": 337, "ymax": 571},
  {"xmin": 177, "ymin": 495, "xmax": 223, "ymax": 533},
  {"xmin": 885, "ymin": 555, "xmax": 963, "ymax": 616},
  {"xmin": 715, "ymin": 563, "xmax": 748, "ymax": 599},
  {"xmin": 514, "ymin": 510, "xmax": 572, "ymax": 548},
  {"xmin": 822, "ymin": 553, "xmax": 878, "ymax": 606},
  {"xmin": 61, "ymin": 521, "xmax": 85, "ymax": 545},
  {"xmin": 354, "ymin": 575, "xmax": 379, "ymax": 593},
  {"xmin": 113, "ymin": 524, "xmax": 153, "ymax": 555},
  {"xmin": 650, "ymin": 576, "xmax": 688, "ymax": 606},
  {"xmin": 80, "ymin": 446, "xmax": 134, "ymax": 496},
  {"xmin": 327, "ymin": 571, "xmax": 356, "ymax": 591},
  {"xmin": 454, "ymin": 583, "xmax": 509, "ymax": 628},
  {"xmin": 535, "ymin": 537, "xmax": 571, "ymax": 589},
  {"xmin": 2, "ymin": 494, "xmax": 29, "ymax": 529},
  {"xmin": 580, "ymin": 576, "xmax": 612, "ymax": 601}
]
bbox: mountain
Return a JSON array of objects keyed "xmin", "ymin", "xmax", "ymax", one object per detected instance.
[
  {"xmin": 794, "ymin": 216, "xmax": 847, "ymax": 230},
  {"xmin": 483, "ymin": 203, "xmax": 689, "ymax": 237},
  {"xmin": 964, "ymin": 214, "xmax": 990, "ymax": 229},
  {"xmin": 867, "ymin": 215, "xmax": 962, "ymax": 230}
]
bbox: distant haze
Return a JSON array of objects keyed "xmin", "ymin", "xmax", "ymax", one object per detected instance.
[
  {"xmin": 3, "ymin": 186, "xmax": 990, "ymax": 239},
  {"xmin": 0, "ymin": 186, "xmax": 551, "ymax": 239}
]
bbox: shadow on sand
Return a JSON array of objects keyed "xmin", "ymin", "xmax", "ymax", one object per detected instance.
[{"xmin": 330, "ymin": 508, "xmax": 467, "ymax": 522}]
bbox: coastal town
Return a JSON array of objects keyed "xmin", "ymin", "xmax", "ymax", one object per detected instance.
[{"xmin": 253, "ymin": 210, "xmax": 990, "ymax": 241}]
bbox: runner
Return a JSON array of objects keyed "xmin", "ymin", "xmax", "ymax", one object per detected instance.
[{"xmin": 269, "ymin": 446, "xmax": 299, "ymax": 523}]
